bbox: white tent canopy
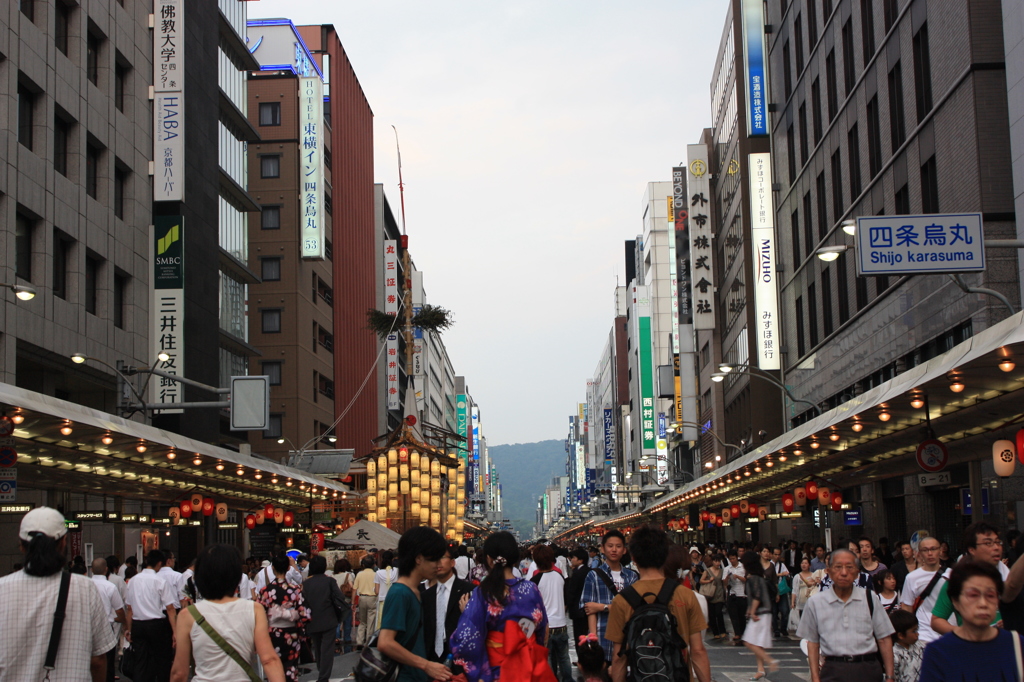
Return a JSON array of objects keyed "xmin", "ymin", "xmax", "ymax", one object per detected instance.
[{"xmin": 331, "ymin": 520, "xmax": 401, "ymax": 550}]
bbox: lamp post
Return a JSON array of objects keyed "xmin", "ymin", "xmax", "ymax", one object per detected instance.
[
  {"xmin": 0, "ymin": 282, "xmax": 36, "ymax": 301},
  {"xmin": 713, "ymin": 365, "xmax": 821, "ymax": 418},
  {"xmin": 71, "ymin": 352, "xmax": 171, "ymax": 417}
]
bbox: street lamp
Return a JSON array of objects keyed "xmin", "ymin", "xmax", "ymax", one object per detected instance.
[
  {"xmin": 1, "ymin": 282, "xmax": 37, "ymax": 300},
  {"xmin": 711, "ymin": 369, "xmax": 821, "ymax": 416}
]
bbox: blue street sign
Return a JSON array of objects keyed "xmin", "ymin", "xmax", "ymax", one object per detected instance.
[{"xmin": 856, "ymin": 213, "xmax": 985, "ymax": 276}]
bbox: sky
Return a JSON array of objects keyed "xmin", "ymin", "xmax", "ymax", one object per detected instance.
[{"xmin": 249, "ymin": 1, "xmax": 726, "ymax": 445}]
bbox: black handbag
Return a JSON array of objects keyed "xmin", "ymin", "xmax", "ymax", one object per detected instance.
[
  {"xmin": 119, "ymin": 643, "xmax": 138, "ymax": 679},
  {"xmin": 299, "ymin": 637, "xmax": 316, "ymax": 665},
  {"xmin": 352, "ymin": 621, "xmax": 422, "ymax": 682}
]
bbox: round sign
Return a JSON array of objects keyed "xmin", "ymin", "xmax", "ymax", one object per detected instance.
[
  {"xmin": 916, "ymin": 439, "xmax": 949, "ymax": 473},
  {"xmin": 0, "ymin": 480, "xmax": 14, "ymax": 494},
  {"xmin": 0, "ymin": 447, "xmax": 16, "ymax": 468},
  {"xmin": 0, "ymin": 416, "xmax": 13, "ymax": 437}
]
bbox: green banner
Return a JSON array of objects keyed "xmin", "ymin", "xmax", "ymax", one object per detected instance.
[
  {"xmin": 639, "ymin": 315, "xmax": 656, "ymax": 453},
  {"xmin": 154, "ymin": 216, "xmax": 184, "ymax": 289}
]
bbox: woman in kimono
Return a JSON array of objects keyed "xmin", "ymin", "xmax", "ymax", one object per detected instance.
[{"xmin": 450, "ymin": 532, "xmax": 557, "ymax": 682}]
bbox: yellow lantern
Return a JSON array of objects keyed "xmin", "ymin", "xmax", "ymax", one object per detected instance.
[
  {"xmin": 388, "ymin": 466, "xmax": 398, "ymax": 481},
  {"xmin": 377, "ymin": 505, "xmax": 388, "ymax": 518},
  {"xmin": 411, "ymin": 451, "xmax": 420, "ymax": 469},
  {"xmin": 377, "ymin": 473, "xmax": 387, "ymax": 490},
  {"xmin": 431, "ymin": 494, "xmax": 441, "ymax": 511},
  {"xmin": 457, "ymin": 472, "xmax": 466, "ymax": 486},
  {"xmin": 411, "ymin": 501, "xmax": 421, "ymax": 515},
  {"xmin": 420, "ymin": 489, "xmax": 430, "ymax": 506},
  {"xmin": 456, "ymin": 488, "xmax": 465, "ymax": 502},
  {"xmin": 367, "ymin": 512, "xmax": 377, "ymax": 523},
  {"xmin": 400, "ymin": 480, "xmax": 410, "ymax": 495},
  {"xmin": 431, "ymin": 476, "xmax": 441, "ymax": 493},
  {"xmin": 410, "ymin": 470, "xmax": 420, "ymax": 487},
  {"xmin": 448, "ymin": 498, "xmax": 456, "ymax": 512},
  {"xmin": 367, "ymin": 477, "xmax": 377, "ymax": 493},
  {"xmin": 431, "ymin": 512, "xmax": 441, "ymax": 527},
  {"xmin": 400, "ymin": 463, "xmax": 409, "ymax": 480},
  {"xmin": 388, "ymin": 498, "xmax": 398, "ymax": 513},
  {"xmin": 378, "ymin": 455, "xmax": 387, "ymax": 473},
  {"xmin": 447, "ymin": 513, "xmax": 457, "ymax": 526},
  {"xmin": 456, "ymin": 502, "xmax": 465, "ymax": 516},
  {"xmin": 388, "ymin": 448, "xmax": 398, "ymax": 466},
  {"xmin": 367, "ymin": 494, "xmax": 377, "ymax": 509},
  {"xmin": 419, "ymin": 507, "xmax": 430, "ymax": 523},
  {"xmin": 456, "ymin": 519, "xmax": 465, "ymax": 532},
  {"xmin": 411, "ymin": 485, "xmax": 421, "ymax": 499},
  {"xmin": 431, "ymin": 459, "xmax": 440, "ymax": 476},
  {"xmin": 367, "ymin": 459, "xmax": 377, "ymax": 476},
  {"xmin": 388, "ymin": 483, "xmax": 398, "ymax": 499}
]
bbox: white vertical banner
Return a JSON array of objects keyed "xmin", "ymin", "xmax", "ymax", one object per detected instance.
[
  {"xmin": 383, "ymin": 240, "xmax": 398, "ymax": 315},
  {"xmin": 151, "ymin": 216, "xmax": 185, "ymax": 413},
  {"xmin": 687, "ymin": 145, "xmax": 716, "ymax": 330},
  {"xmin": 386, "ymin": 333, "xmax": 400, "ymax": 410},
  {"xmin": 299, "ymin": 76, "xmax": 324, "ymax": 259},
  {"xmin": 667, "ymin": 197, "xmax": 681, "ymax": 354},
  {"xmin": 154, "ymin": 0, "xmax": 184, "ymax": 202},
  {"xmin": 749, "ymin": 152, "xmax": 781, "ymax": 370}
]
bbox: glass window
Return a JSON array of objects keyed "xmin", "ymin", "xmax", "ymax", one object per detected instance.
[
  {"xmin": 54, "ymin": 116, "xmax": 70, "ymax": 176},
  {"xmin": 783, "ymin": 41, "xmax": 792, "ymax": 99},
  {"xmin": 264, "ymin": 414, "xmax": 283, "ymax": 440},
  {"xmin": 889, "ymin": 61, "xmax": 907, "ymax": 151},
  {"xmin": 55, "ymin": 2, "xmax": 71, "ymax": 55},
  {"xmin": 842, "ymin": 19, "xmax": 856, "ymax": 97},
  {"xmin": 16, "ymin": 214, "xmax": 34, "ymax": 282},
  {"xmin": 913, "ymin": 24, "xmax": 933, "ymax": 121},
  {"xmin": 261, "ymin": 257, "xmax": 281, "ymax": 281},
  {"xmin": 848, "ymin": 124, "xmax": 862, "ymax": 198},
  {"xmin": 85, "ymin": 253, "xmax": 101, "ymax": 315},
  {"xmin": 262, "ymin": 361, "xmax": 282, "ymax": 386},
  {"xmin": 21, "ymin": 0, "xmax": 34, "ymax": 21},
  {"xmin": 18, "ymin": 83, "xmax": 35, "ymax": 150},
  {"xmin": 114, "ymin": 271, "xmax": 128, "ymax": 329},
  {"xmin": 86, "ymin": 142, "xmax": 100, "ymax": 199},
  {"xmin": 861, "ymin": 0, "xmax": 875, "ymax": 62},
  {"xmin": 114, "ymin": 165, "xmax": 128, "ymax": 219},
  {"xmin": 261, "ymin": 205, "xmax": 281, "ymax": 230},
  {"xmin": 260, "ymin": 155, "xmax": 280, "ymax": 178},
  {"xmin": 259, "ymin": 102, "xmax": 281, "ymax": 126},
  {"xmin": 219, "ymin": 272, "xmax": 247, "ymax": 339},
  {"xmin": 921, "ymin": 156, "xmax": 939, "ymax": 214},
  {"xmin": 87, "ymin": 31, "xmax": 100, "ymax": 85},
  {"xmin": 53, "ymin": 230, "xmax": 72, "ymax": 300},
  {"xmin": 115, "ymin": 60, "xmax": 129, "ymax": 112},
  {"xmin": 867, "ymin": 96, "xmax": 882, "ymax": 177},
  {"xmin": 262, "ymin": 309, "xmax": 282, "ymax": 333}
]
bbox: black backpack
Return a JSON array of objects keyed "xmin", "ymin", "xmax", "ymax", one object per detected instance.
[{"xmin": 619, "ymin": 581, "xmax": 689, "ymax": 682}]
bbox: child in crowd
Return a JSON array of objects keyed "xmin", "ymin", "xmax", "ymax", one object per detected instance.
[
  {"xmin": 576, "ymin": 635, "xmax": 609, "ymax": 682},
  {"xmin": 889, "ymin": 609, "xmax": 924, "ymax": 682}
]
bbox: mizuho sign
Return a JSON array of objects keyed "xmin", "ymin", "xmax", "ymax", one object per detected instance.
[{"xmin": 855, "ymin": 213, "xmax": 985, "ymax": 276}]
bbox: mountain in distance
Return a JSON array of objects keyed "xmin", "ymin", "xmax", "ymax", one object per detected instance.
[{"xmin": 489, "ymin": 439, "xmax": 566, "ymax": 537}]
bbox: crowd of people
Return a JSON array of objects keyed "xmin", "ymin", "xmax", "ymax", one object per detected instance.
[{"xmin": 6, "ymin": 506, "xmax": 1024, "ymax": 682}]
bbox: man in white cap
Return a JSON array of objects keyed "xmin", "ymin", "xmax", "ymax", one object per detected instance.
[{"xmin": 0, "ymin": 507, "xmax": 116, "ymax": 681}]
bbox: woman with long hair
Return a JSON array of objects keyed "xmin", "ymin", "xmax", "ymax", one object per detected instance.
[
  {"xmin": 450, "ymin": 531, "xmax": 557, "ymax": 682},
  {"xmin": 790, "ymin": 557, "xmax": 817, "ymax": 619},
  {"xmin": 256, "ymin": 553, "xmax": 310, "ymax": 682},
  {"xmin": 333, "ymin": 558, "xmax": 355, "ymax": 653},
  {"xmin": 740, "ymin": 551, "xmax": 777, "ymax": 680},
  {"xmin": 374, "ymin": 550, "xmax": 399, "ymax": 631}
]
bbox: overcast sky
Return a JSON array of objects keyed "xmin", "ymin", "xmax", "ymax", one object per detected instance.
[{"xmin": 250, "ymin": 1, "xmax": 726, "ymax": 445}]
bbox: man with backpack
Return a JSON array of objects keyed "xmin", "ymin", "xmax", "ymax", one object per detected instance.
[
  {"xmin": 581, "ymin": 530, "xmax": 639, "ymax": 664},
  {"xmin": 604, "ymin": 525, "xmax": 710, "ymax": 682}
]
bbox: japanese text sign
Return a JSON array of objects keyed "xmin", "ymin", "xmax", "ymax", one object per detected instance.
[
  {"xmin": 687, "ymin": 145, "xmax": 716, "ymax": 330},
  {"xmin": 749, "ymin": 153, "xmax": 781, "ymax": 370},
  {"xmin": 855, "ymin": 213, "xmax": 985, "ymax": 275}
]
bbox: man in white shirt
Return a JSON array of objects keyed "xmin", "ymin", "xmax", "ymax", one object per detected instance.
[
  {"xmin": 420, "ymin": 543, "xmax": 473, "ymax": 663},
  {"xmin": 118, "ymin": 555, "xmax": 137, "ymax": 579},
  {"xmin": 156, "ymin": 550, "xmax": 183, "ymax": 609},
  {"xmin": 722, "ymin": 549, "xmax": 747, "ymax": 643},
  {"xmin": 900, "ymin": 535, "xmax": 946, "ymax": 644},
  {"xmin": 91, "ymin": 558, "xmax": 125, "ymax": 682},
  {"xmin": 124, "ymin": 550, "xmax": 178, "ymax": 682},
  {"xmin": 105, "ymin": 555, "xmax": 127, "ymax": 601},
  {"xmin": 532, "ymin": 544, "xmax": 572, "ymax": 682},
  {"xmin": 453, "ymin": 546, "xmax": 474, "ymax": 580}
]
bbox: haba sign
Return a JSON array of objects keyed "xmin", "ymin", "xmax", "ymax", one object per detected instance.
[
  {"xmin": 154, "ymin": 0, "xmax": 184, "ymax": 201},
  {"xmin": 151, "ymin": 216, "xmax": 184, "ymax": 413}
]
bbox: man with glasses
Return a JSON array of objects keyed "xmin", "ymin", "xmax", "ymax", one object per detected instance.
[
  {"xmin": 929, "ymin": 522, "xmax": 1008, "ymax": 636},
  {"xmin": 797, "ymin": 549, "xmax": 895, "ymax": 682},
  {"xmin": 900, "ymin": 535, "xmax": 946, "ymax": 645}
]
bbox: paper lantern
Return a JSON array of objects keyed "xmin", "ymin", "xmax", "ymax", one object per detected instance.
[
  {"xmin": 994, "ymin": 440, "xmax": 1016, "ymax": 477},
  {"xmin": 794, "ymin": 487, "xmax": 807, "ymax": 506},
  {"xmin": 367, "ymin": 494, "xmax": 377, "ymax": 510},
  {"xmin": 399, "ymin": 447, "xmax": 409, "ymax": 463},
  {"xmin": 216, "ymin": 503, "xmax": 228, "ymax": 522},
  {"xmin": 431, "ymin": 494, "xmax": 441, "ymax": 511},
  {"xmin": 377, "ymin": 506, "xmax": 388, "ymax": 519},
  {"xmin": 411, "ymin": 451, "xmax": 420, "ymax": 469},
  {"xmin": 400, "ymin": 463, "xmax": 409, "ymax": 480},
  {"xmin": 818, "ymin": 487, "xmax": 831, "ymax": 506},
  {"xmin": 190, "ymin": 493, "xmax": 203, "ymax": 510},
  {"xmin": 367, "ymin": 477, "xmax": 377, "ymax": 493},
  {"xmin": 367, "ymin": 512, "xmax": 378, "ymax": 523},
  {"xmin": 411, "ymin": 501, "xmax": 421, "ymax": 515},
  {"xmin": 400, "ymin": 480, "xmax": 410, "ymax": 495},
  {"xmin": 715, "ymin": 517, "xmax": 723, "ymax": 527},
  {"xmin": 431, "ymin": 476, "xmax": 441, "ymax": 493},
  {"xmin": 1017, "ymin": 430, "xmax": 1024, "ymax": 466},
  {"xmin": 431, "ymin": 459, "xmax": 440, "ymax": 476},
  {"xmin": 245, "ymin": 514, "xmax": 256, "ymax": 530},
  {"xmin": 739, "ymin": 500, "xmax": 749, "ymax": 513},
  {"xmin": 202, "ymin": 498, "xmax": 215, "ymax": 516},
  {"xmin": 420, "ymin": 489, "xmax": 430, "ymax": 506},
  {"xmin": 255, "ymin": 511, "xmax": 265, "ymax": 525},
  {"xmin": 264, "ymin": 503, "xmax": 275, "ymax": 517},
  {"xmin": 169, "ymin": 507, "xmax": 180, "ymax": 523},
  {"xmin": 311, "ymin": 532, "xmax": 325, "ymax": 554},
  {"xmin": 758, "ymin": 507, "xmax": 768, "ymax": 521},
  {"xmin": 388, "ymin": 483, "xmax": 398, "ymax": 499},
  {"xmin": 410, "ymin": 471, "xmax": 420, "ymax": 487},
  {"xmin": 367, "ymin": 459, "xmax": 377, "ymax": 476},
  {"xmin": 274, "ymin": 507, "xmax": 284, "ymax": 524},
  {"xmin": 431, "ymin": 512, "xmax": 441, "ymax": 527},
  {"xmin": 806, "ymin": 481, "xmax": 818, "ymax": 499},
  {"xmin": 388, "ymin": 448, "xmax": 398, "ymax": 466},
  {"xmin": 722, "ymin": 508, "xmax": 732, "ymax": 522},
  {"xmin": 420, "ymin": 507, "xmax": 430, "ymax": 523},
  {"xmin": 377, "ymin": 455, "xmax": 387, "ymax": 472},
  {"xmin": 388, "ymin": 466, "xmax": 398, "ymax": 481},
  {"xmin": 731, "ymin": 504, "xmax": 741, "ymax": 518},
  {"xmin": 180, "ymin": 500, "xmax": 193, "ymax": 518},
  {"xmin": 388, "ymin": 498, "xmax": 399, "ymax": 513},
  {"xmin": 700, "ymin": 510, "xmax": 709, "ymax": 521},
  {"xmin": 283, "ymin": 511, "xmax": 294, "ymax": 527},
  {"xmin": 831, "ymin": 492, "xmax": 843, "ymax": 511},
  {"xmin": 748, "ymin": 503, "xmax": 758, "ymax": 516},
  {"xmin": 782, "ymin": 493, "xmax": 795, "ymax": 513},
  {"xmin": 377, "ymin": 474, "xmax": 387, "ymax": 490}
]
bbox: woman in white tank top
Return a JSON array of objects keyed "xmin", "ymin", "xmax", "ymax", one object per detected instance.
[{"xmin": 170, "ymin": 545, "xmax": 286, "ymax": 682}]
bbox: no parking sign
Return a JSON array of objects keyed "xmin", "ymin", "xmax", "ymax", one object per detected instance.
[{"xmin": 0, "ymin": 470, "xmax": 16, "ymax": 502}]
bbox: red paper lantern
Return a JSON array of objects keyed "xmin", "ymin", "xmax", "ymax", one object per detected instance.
[
  {"xmin": 1017, "ymin": 429, "xmax": 1024, "ymax": 466},
  {"xmin": 758, "ymin": 507, "xmax": 768, "ymax": 521},
  {"xmin": 794, "ymin": 487, "xmax": 807, "ymax": 505},
  {"xmin": 731, "ymin": 504, "xmax": 741, "ymax": 518},
  {"xmin": 715, "ymin": 517, "xmax": 723, "ymax": 527},
  {"xmin": 700, "ymin": 510, "xmax": 709, "ymax": 521},
  {"xmin": 245, "ymin": 514, "xmax": 256, "ymax": 530},
  {"xmin": 264, "ymin": 503, "xmax": 275, "ymax": 517},
  {"xmin": 399, "ymin": 447, "xmax": 409, "ymax": 462},
  {"xmin": 202, "ymin": 498, "xmax": 215, "ymax": 516},
  {"xmin": 782, "ymin": 493, "xmax": 795, "ymax": 513},
  {"xmin": 310, "ymin": 532, "xmax": 325, "ymax": 554},
  {"xmin": 180, "ymin": 500, "xmax": 193, "ymax": 518},
  {"xmin": 806, "ymin": 481, "xmax": 818, "ymax": 499},
  {"xmin": 748, "ymin": 503, "xmax": 758, "ymax": 516},
  {"xmin": 283, "ymin": 511, "xmax": 295, "ymax": 527},
  {"xmin": 831, "ymin": 492, "xmax": 843, "ymax": 511}
]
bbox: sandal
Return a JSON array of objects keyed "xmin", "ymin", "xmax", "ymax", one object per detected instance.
[
  {"xmin": 767, "ymin": 659, "xmax": 779, "ymax": 673},
  {"xmin": 749, "ymin": 673, "xmax": 766, "ymax": 681}
]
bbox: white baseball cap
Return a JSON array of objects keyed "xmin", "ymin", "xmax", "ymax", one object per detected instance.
[
  {"xmin": 19, "ymin": 507, "xmax": 68, "ymax": 541},
  {"xmin": 689, "ymin": 546, "xmax": 701, "ymax": 554}
]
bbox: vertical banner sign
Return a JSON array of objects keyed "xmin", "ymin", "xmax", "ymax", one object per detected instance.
[
  {"xmin": 673, "ymin": 167, "xmax": 691, "ymax": 322},
  {"xmin": 749, "ymin": 153, "xmax": 781, "ymax": 370},
  {"xmin": 456, "ymin": 396, "xmax": 471, "ymax": 493},
  {"xmin": 673, "ymin": 353, "xmax": 683, "ymax": 423},
  {"xmin": 741, "ymin": 0, "xmax": 769, "ymax": 136},
  {"xmin": 667, "ymin": 198, "xmax": 681, "ymax": 355},
  {"xmin": 383, "ymin": 241, "xmax": 399, "ymax": 315},
  {"xmin": 471, "ymin": 408, "xmax": 481, "ymax": 494},
  {"xmin": 151, "ymin": 217, "xmax": 185, "ymax": 413},
  {"xmin": 687, "ymin": 146, "xmax": 716, "ymax": 330},
  {"xmin": 603, "ymin": 408, "xmax": 614, "ymax": 487},
  {"xmin": 299, "ymin": 76, "xmax": 324, "ymax": 259},
  {"xmin": 154, "ymin": 0, "xmax": 184, "ymax": 201},
  {"xmin": 385, "ymin": 334, "xmax": 400, "ymax": 409},
  {"xmin": 635, "ymin": 286, "xmax": 657, "ymax": 459}
]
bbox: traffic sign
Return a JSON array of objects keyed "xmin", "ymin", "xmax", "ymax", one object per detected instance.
[
  {"xmin": 918, "ymin": 471, "xmax": 952, "ymax": 487},
  {"xmin": 0, "ymin": 416, "xmax": 13, "ymax": 437},
  {"xmin": 856, "ymin": 213, "xmax": 985, "ymax": 276},
  {"xmin": 916, "ymin": 439, "xmax": 949, "ymax": 473},
  {"xmin": 0, "ymin": 469, "xmax": 17, "ymax": 502},
  {"xmin": 0, "ymin": 437, "xmax": 16, "ymax": 468}
]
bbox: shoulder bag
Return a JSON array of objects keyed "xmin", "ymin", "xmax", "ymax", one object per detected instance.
[
  {"xmin": 42, "ymin": 571, "xmax": 71, "ymax": 682},
  {"xmin": 911, "ymin": 570, "xmax": 946, "ymax": 613},
  {"xmin": 353, "ymin": 617, "xmax": 422, "ymax": 682},
  {"xmin": 187, "ymin": 605, "xmax": 261, "ymax": 682},
  {"xmin": 697, "ymin": 569, "xmax": 717, "ymax": 599}
]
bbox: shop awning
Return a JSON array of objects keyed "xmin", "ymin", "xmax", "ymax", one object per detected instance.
[
  {"xmin": 0, "ymin": 382, "xmax": 349, "ymax": 508},
  {"xmin": 607, "ymin": 310, "xmax": 1024, "ymax": 522}
]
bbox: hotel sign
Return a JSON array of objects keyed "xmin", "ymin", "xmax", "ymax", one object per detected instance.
[{"xmin": 299, "ymin": 76, "xmax": 325, "ymax": 259}]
